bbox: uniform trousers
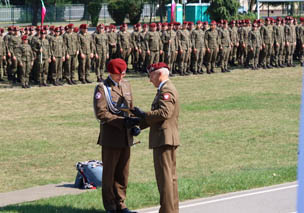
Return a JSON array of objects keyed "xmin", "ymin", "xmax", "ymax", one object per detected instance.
[
  {"xmin": 102, "ymin": 146, "xmax": 130, "ymax": 211},
  {"xmin": 261, "ymin": 43, "xmax": 272, "ymax": 66},
  {"xmin": 95, "ymin": 51, "xmax": 107, "ymax": 79},
  {"xmin": 36, "ymin": 58, "xmax": 49, "ymax": 84},
  {"xmin": 52, "ymin": 57, "xmax": 63, "ymax": 82},
  {"xmin": 78, "ymin": 54, "xmax": 91, "ymax": 81},
  {"xmin": 205, "ymin": 48, "xmax": 218, "ymax": 72},
  {"xmin": 249, "ymin": 47, "xmax": 260, "ymax": 68},
  {"xmin": 153, "ymin": 145, "xmax": 179, "ymax": 213},
  {"xmin": 64, "ymin": 54, "xmax": 77, "ymax": 81},
  {"xmin": 0, "ymin": 55, "xmax": 4, "ymax": 80},
  {"xmin": 166, "ymin": 50, "xmax": 177, "ymax": 74},
  {"xmin": 191, "ymin": 48, "xmax": 204, "ymax": 73},
  {"xmin": 274, "ymin": 43, "xmax": 284, "ymax": 66},
  {"xmin": 20, "ymin": 60, "xmax": 32, "ymax": 86},
  {"xmin": 148, "ymin": 50, "xmax": 160, "ymax": 66},
  {"xmin": 220, "ymin": 47, "xmax": 230, "ymax": 70}
]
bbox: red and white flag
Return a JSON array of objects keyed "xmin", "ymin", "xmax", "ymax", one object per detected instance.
[
  {"xmin": 171, "ymin": 0, "xmax": 176, "ymax": 22},
  {"xmin": 41, "ymin": 0, "xmax": 46, "ymax": 26}
]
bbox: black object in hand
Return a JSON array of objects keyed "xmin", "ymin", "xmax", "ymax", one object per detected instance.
[
  {"xmin": 131, "ymin": 126, "xmax": 141, "ymax": 136},
  {"xmin": 130, "ymin": 107, "xmax": 146, "ymax": 118},
  {"xmin": 124, "ymin": 117, "xmax": 140, "ymax": 128}
]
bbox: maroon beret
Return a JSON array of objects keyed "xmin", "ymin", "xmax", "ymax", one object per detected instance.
[
  {"xmin": 73, "ymin": 27, "xmax": 79, "ymax": 33},
  {"xmin": 21, "ymin": 35, "xmax": 28, "ymax": 40},
  {"xmin": 0, "ymin": 28, "xmax": 4, "ymax": 33},
  {"xmin": 107, "ymin": 58, "xmax": 127, "ymax": 74},
  {"xmin": 143, "ymin": 24, "xmax": 148, "ymax": 28},
  {"xmin": 68, "ymin": 23, "xmax": 74, "ymax": 29},
  {"xmin": 150, "ymin": 23, "xmax": 156, "ymax": 28},
  {"xmin": 300, "ymin": 17, "xmax": 304, "ymax": 22},
  {"xmin": 210, "ymin": 20, "xmax": 216, "ymax": 25},
  {"xmin": 135, "ymin": 23, "xmax": 141, "ymax": 28},
  {"xmin": 147, "ymin": 62, "xmax": 169, "ymax": 73}
]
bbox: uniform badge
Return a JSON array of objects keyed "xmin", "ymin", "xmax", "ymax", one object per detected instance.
[
  {"xmin": 163, "ymin": 93, "xmax": 170, "ymax": 101},
  {"xmin": 95, "ymin": 92, "xmax": 102, "ymax": 100}
]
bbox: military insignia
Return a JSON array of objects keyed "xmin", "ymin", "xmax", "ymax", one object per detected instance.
[
  {"xmin": 95, "ymin": 92, "xmax": 102, "ymax": 100},
  {"xmin": 163, "ymin": 93, "xmax": 170, "ymax": 101}
]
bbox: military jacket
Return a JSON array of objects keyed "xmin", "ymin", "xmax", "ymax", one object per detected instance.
[
  {"xmin": 3, "ymin": 33, "xmax": 11, "ymax": 54},
  {"xmin": 229, "ymin": 26, "xmax": 238, "ymax": 44},
  {"xmin": 108, "ymin": 31, "xmax": 117, "ymax": 48},
  {"xmin": 139, "ymin": 31, "xmax": 148, "ymax": 50},
  {"xmin": 145, "ymin": 31, "xmax": 162, "ymax": 51},
  {"xmin": 131, "ymin": 31, "xmax": 140, "ymax": 49},
  {"xmin": 162, "ymin": 30, "xmax": 178, "ymax": 51},
  {"xmin": 63, "ymin": 32, "xmax": 79, "ymax": 55},
  {"xmin": 32, "ymin": 38, "xmax": 51, "ymax": 59},
  {"xmin": 0, "ymin": 36, "xmax": 7, "ymax": 56},
  {"xmin": 204, "ymin": 29, "xmax": 220, "ymax": 49},
  {"xmin": 8, "ymin": 35, "xmax": 21, "ymax": 56},
  {"xmin": 94, "ymin": 77, "xmax": 134, "ymax": 148},
  {"xmin": 298, "ymin": 25, "xmax": 304, "ymax": 45},
  {"xmin": 290, "ymin": 24, "xmax": 297, "ymax": 43},
  {"xmin": 191, "ymin": 28, "xmax": 205, "ymax": 49},
  {"xmin": 238, "ymin": 27, "xmax": 248, "ymax": 44},
  {"xmin": 176, "ymin": 29, "xmax": 191, "ymax": 50},
  {"xmin": 219, "ymin": 28, "xmax": 231, "ymax": 48},
  {"xmin": 92, "ymin": 32, "xmax": 109, "ymax": 54},
  {"xmin": 16, "ymin": 43, "xmax": 34, "ymax": 62},
  {"xmin": 140, "ymin": 80, "xmax": 180, "ymax": 149},
  {"xmin": 51, "ymin": 35, "xmax": 66, "ymax": 57},
  {"xmin": 260, "ymin": 25, "xmax": 274, "ymax": 44},
  {"xmin": 248, "ymin": 30, "xmax": 262, "ymax": 48},
  {"xmin": 285, "ymin": 24, "xmax": 293, "ymax": 43},
  {"xmin": 78, "ymin": 32, "xmax": 95, "ymax": 55},
  {"xmin": 117, "ymin": 31, "xmax": 131, "ymax": 49},
  {"xmin": 273, "ymin": 25, "xmax": 285, "ymax": 44}
]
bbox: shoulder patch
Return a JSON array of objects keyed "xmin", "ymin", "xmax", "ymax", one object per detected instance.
[
  {"xmin": 162, "ymin": 93, "xmax": 171, "ymax": 101},
  {"xmin": 95, "ymin": 92, "xmax": 102, "ymax": 100}
]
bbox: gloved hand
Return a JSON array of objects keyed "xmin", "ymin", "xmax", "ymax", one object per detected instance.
[
  {"xmin": 130, "ymin": 107, "xmax": 146, "ymax": 119},
  {"xmin": 124, "ymin": 117, "xmax": 141, "ymax": 129},
  {"xmin": 131, "ymin": 126, "xmax": 141, "ymax": 136}
]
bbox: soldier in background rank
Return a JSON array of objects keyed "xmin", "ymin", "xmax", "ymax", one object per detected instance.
[
  {"xmin": 298, "ymin": 17, "xmax": 304, "ymax": 66},
  {"xmin": 139, "ymin": 24, "xmax": 149, "ymax": 72},
  {"xmin": 273, "ymin": 17, "xmax": 285, "ymax": 68},
  {"xmin": 78, "ymin": 24, "xmax": 94, "ymax": 84},
  {"xmin": 145, "ymin": 23, "xmax": 163, "ymax": 67},
  {"xmin": 162, "ymin": 22, "xmax": 178, "ymax": 75},
  {"xmin": 131, "ymin": 23, "xmax": 141, "ymax": 72},
  {"xmin": 8, "ymin": 26, "xmax": 21, "ymax": 83},
  {"xmin": 176, "ymin": 21, "xmax": 191, "ymax": 75},
  {"xmin": 4, "ymin": 26, "xmax": 12, "ymax": 79},
  {"xmin": 159, "ymin": 23, "xmax": 168, "ymax": 63},
  {"xmin": 228, "ymin": 20, "xmax": 239, "ymax": 66},
  {"xmin": 92, "ymin": 24, "xmax": 109, "ymax": 82},
  {"xmin": 0, "ymin": 28, "xmax": 6, "ymax": 81},
  {"xmin": 32, "ymin": 30, "xmax": 51, "ymax": 87},
  {"xmin": 50, "ymin": 27, "xmax": 66, "ymax": 86},
  {"xmin": 219, "ymin": 20, "xmax": 231, "ymax": 73},
  {"xmin": 260, "ymin": 17, "xmax": 274, "ymax": 69},
  {"xmin": 191, "ymin": 21, "xmax": 204, "ymax": 74},
  {"xmin": 63, "ymin": 23, "xmax": 79, "ymax": 85},
  {"xmin": 205, "ymin": 20, "xmax": 220, "ymax": 74},
  {"xmin": 16, "ymin": 35, "xmax": 34, "ymax": 88},
  {"xmin": 117, "ymin": 23, "xmax": 132, "ymax": 69},
  {"xmin": 248, "ymin": 21, "xmax": 262, "ymax": 70},
  {"xmin": 108, "ymin": 25, "xmax": 118, "ymax": 61}
]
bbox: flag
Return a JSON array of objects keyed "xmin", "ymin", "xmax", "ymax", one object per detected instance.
[
  {"xmin": 171, "ymin": 0, "xmax": 176, "ymax": 22},
  {"xmin": 41, "ymin": 0, "xmax": 46, "ymax": 26}
]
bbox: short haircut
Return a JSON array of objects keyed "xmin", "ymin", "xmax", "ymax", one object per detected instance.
[{"xmin": 155, "ymin": 67, "xmax": 169, "ymax": 76}]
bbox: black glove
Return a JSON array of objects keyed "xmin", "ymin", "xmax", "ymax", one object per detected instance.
[
  {"xmin": 124, "ymin": 117, "xmax": 141, "ymax": 129},
  {"xmin": 131, "ymin": 126, "xmax": 141, "ymax": 136},
  {"xmin": 130, "ymin": 107, "xmax": 146, "ymax": 119}
]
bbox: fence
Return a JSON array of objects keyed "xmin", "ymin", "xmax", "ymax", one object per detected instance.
[{"xmin": 0, "ymin": 3, "xmax": 159, "ymax": 25}]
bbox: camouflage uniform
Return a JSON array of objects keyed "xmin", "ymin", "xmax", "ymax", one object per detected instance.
[
  {"xmin": 273, "ymin": 18, "xmax": 285, "ymax": 67},
  {"xmin": 204, "ymin": 23, "xmax": 220, "ymax": 74},
  {"xmin": 260, "ymin": 19, "xmax": 274, "ymax": 68},
  {"xmin": 248, "ymin": 25, "xmax": 262, "ymax": 69},
  {"xmin": 191, "ymin": 22, "xmax": 205, "ymax": 74},
  {"xmin": 145, "ymin": 24, "xmax": 163, "ymax": 67},
  {"xmin": 176, "ymin": 24, "xmax": 191, "ymax": 75},
  {"xmin": 219, "ymin": 23, "xmax": 231, "ymax": 72},
  {"xmin": 0, "ymin": 31, "xmax": 7, "ymax": 81}
]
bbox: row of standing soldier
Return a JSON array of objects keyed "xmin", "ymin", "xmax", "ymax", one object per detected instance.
[{"xmin": 1, "ymin": 16, "xmax": 304, "ymax": 88}]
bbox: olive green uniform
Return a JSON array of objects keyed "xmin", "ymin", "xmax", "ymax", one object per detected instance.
[
  {"xmin": 16, "ymin": 42, "xmax": 34, "ymax": 87},
  {"xmin": 204, "ymin": 28, "xmax": 220, "ymax": 73},
  {"xmin": 63, "ymin": 32, "xmax": 79, "ymax": 82},
  {"xmin": 92, "ymin": 31, "xmax": 108, "ymax": 80}
]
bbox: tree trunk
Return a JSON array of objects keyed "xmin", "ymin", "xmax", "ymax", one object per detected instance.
[
  {"xmin": 81, "ymin": 3, "xmax": 90, "ymax": 21},
  {"xmin": 249, "ymin": 0, "xmax": 255, "ymax": 12}
]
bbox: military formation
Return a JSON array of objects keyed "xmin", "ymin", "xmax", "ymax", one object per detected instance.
[{"xmin": 1, "ymin": 16, "xmax": 304, "ymax": 88}]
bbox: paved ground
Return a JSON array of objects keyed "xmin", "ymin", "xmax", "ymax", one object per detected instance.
[
  {"xmin": 0, "ymin": 181, "xmax": 297, "ymax": 213},
  {"xmin": 138, "ymin": 182, "xmax": 297, "ymax": 213}
]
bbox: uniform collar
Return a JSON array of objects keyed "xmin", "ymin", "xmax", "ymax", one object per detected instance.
[
  {"xmin": 108, "ymin": 76, "xmax": 119, "ymax": 87},
  {"xmin": 158, "ymin": 79, "xmax": 168, "ymax": 91}
]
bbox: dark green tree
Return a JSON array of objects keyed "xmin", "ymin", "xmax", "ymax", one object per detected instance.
[
  {"xmin": 127, "ymin": 0, "xmax": 144, "ymax": 25},
  {"xmin": 205, "ymin": 0, "xmax": 240, "ymax": 22},
  {"xmin": 108, "ymin": 0, "xmax": 127, "ymax": 25},
  {"xmin": 88, "ymin": 1, "xmax": 102, "ymax": 26}
]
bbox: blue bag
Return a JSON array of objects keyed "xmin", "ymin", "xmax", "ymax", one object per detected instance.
[{"xmin": 74, "ymin": 160, "xmax": 103, "ymax": 189}]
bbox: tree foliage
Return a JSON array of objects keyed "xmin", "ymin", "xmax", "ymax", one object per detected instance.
[
  {"xmin": 108, "ymin": 0, "xmax": 127, "ymax": 25},
  {"xmin": 205, "ymin": 0, "xmax": 240, "ymax": 22},
  {"xmin": 88, "ymin": 1, "xmax": 102, "ymax": 27},
  {"xmin": 127, "ymin": 0, "xmax": 144, "ymax": 25}
]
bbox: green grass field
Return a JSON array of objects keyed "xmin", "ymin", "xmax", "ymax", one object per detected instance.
[{"xmin": 0, "ymin": 66, "xmax": 301, "ymax": 212}]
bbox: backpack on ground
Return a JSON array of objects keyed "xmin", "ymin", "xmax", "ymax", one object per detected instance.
[{"xmin": 74, "ymin": 160, "xmax": 103, "ymax": 189}]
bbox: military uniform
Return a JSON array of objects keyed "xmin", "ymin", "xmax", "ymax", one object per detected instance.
[
  {"xmin": 138, "ymin": 27, "xmax": 148, "ymax": 71},
  {"xmin": 117, "ymin": 26, "xmax": 132, "ymax": 67},
  {"xmin": 131, "ymin": 25, "xmax": 141, "ymax": 72},
  {"xmin": 204, "ymin": 23, "xmax": 220, "ymax": 73},
  {"xmin": 63, "ymin": 27, "xmax": 79, "ymax": 84},
  {"xmin": 162, "ymin": 25, "xmax": 178, "ymax": 74},
  {"xmin": 139, "ymin": 64, "xmax": 180, "ymax": 213},
  {"xmin": 298, "ymin": 19, "xmax": 304, "ymax": 65},
  {"xmin": 219, "ymin": 24, "xmax": 231, "ymax": 72},
  {"xmin": 237, "ymin": 24, "xmax": 248, "ymax": 66},
  {"xmin": 8, "ymin": 30, "xmax": 21, "ymax": 81},
  {"xmin": 229, "ymin": 22, "xmax": 239, "ymax": 65},
  {"xmin": 176, "ymin": 25, "xmax": 191, "ymax": 75},
  {"xmin": 260, "ymin": 20, "xmax": 274, "ymax": 68},
  {"xmin": 248, "ymin": 25, "xmax": 262, "ymax": 69},
  {"xmin": 78, "ymin": 24, "xmax": 95, "ymax": 83},
  {"xmin": 108, "ymin": 27, "xmax": 118, "ymax": 60},
  {"xmin": 273, "ymin": 18, "xmax": 285, "ymax": 67},
  {"xmin": 16, "ymin": 36, "xmax": 34, "ymax": 88},
  {"xmin": 93, "ymin": 59, "xmax": 136, "ymax": 212},
  {"xmin": 50, "ymin": 29, "xmax": 66, "ymax": 85},
  {"xmin": 191, "ymin": 22, "xmax": 205, "ymax": 74},
  {"xmin": 0, "ymin": 30, "xmax": 7, "ymax": 81},
  {"xmin": 92, "ymin": 25, "xmax": 109, "ymax": 81},
  {"xmin": 31, "ymin": 31, "xmax": 52, "ymax": 86},
  {"xmin": 145, "ymin": 24, "xmax": 163, "ymax": 67}
]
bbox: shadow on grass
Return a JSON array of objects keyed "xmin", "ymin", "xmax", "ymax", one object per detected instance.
[{"xmin": 0, "ymin": 204, "xmax": 104, "ymax": 213}]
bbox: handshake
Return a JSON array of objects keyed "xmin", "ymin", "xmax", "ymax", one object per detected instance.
[{"xmin": 124, "ymin": 107, "xmax": 146, "ymax": 136}]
